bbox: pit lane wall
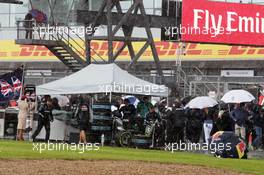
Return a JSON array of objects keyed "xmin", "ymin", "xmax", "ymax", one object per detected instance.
[{"xmin": 1, "ymin": 40, "xmax": 264, "ymax": 62}]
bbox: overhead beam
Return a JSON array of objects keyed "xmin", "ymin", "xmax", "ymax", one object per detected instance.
[
  {"xmin": 107, "ymin": 0, "xmax": 114, "ymax": 62},
  {"xmin": 128, "ymin": 41, "xmax": 150, "ymax": 69},
  {"xmin": 74, "ymin": 10, "xmax": 176, "ymax": 28},
  {"xmin": 112, "ymin": 1, "xmax": 139, "ymax": 35},
  {"xmin": 86, "ymin": 36, "xmax": 148, "ymax": 42},
  {"xmin": 115, "ymin": 1, "xmax": 138, "ymax": 61},
  {"xmin": 0, "ymin": 0, "xmax": 23, "ymax": 4},
  {"xmin": 137, "ymin": 1, "xmax": 163, "ymax": 78}
]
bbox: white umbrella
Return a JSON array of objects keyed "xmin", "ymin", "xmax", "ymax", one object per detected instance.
[
  {"xmin": 185, "ymin": 96, "xmax": 218, "ymax": 109},
  {"xmin": 221, "ymin": 90, "xmax": 255, "ymax": 104}
]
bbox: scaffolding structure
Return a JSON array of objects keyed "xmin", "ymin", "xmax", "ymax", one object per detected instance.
[
  {"xmin": 15, "ymin": 0, "xmax": 177, "ymax": 79},
  {"xmin": 75, "ymin": 0, "xmax": 177, "ymax": 78}
]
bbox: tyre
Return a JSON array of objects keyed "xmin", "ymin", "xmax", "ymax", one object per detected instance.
[{"xmin": 119, "ymin": 131, "xmax": 132, "ymax": 147}]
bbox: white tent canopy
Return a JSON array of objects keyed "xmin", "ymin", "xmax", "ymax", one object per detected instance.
[{"xmin": 36, "ymin": 63, "xmax": 169, "ymax": 97}]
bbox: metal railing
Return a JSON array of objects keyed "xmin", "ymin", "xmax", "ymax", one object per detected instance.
[
  {"xmin": 16, "ymin": 20, "xmax": 38, "ymax": 40},
  {"xmin": 193, "ymin": 66, "xmax": 219, "ymax": 91},
  {"xmin": 51, "ymin": 27, "xmax": 87, "ymax": 61}
]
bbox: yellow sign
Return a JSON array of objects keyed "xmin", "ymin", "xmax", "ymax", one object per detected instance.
[{"xmin": 1, "ymin": 40, "xmax": 264, "ymax": 61}]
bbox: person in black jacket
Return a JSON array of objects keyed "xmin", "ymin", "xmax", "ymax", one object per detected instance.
[
  {"xmin": 252, "ymin": 106, "xmax": 264, "ymax": 149},
  {"xmin": 119, "ymin": 99, "xmax": 136, "ymax": 130},
  {"xmin": 230, "ymin": 103, "xmax": 249, "ymax": 140},
  {"xmin": 166, "ymin": 102, "xmax": 187, "ymax": 143},
  {"xmin": 52, "ymin": 97, "xmax": 61, "ymax": 110},
  {"xmin": 186, "ymin": 108, "xmax": 203, "ymax": 143},
  {"xmin": 145, "ymin": 106, "xmax": 161, "ymax": 124},
  {"xmin": 32, "ymin": 98, "xmax": 53, "ymax": 142},
  {"xmin": 216, "ymin": 104, "xmax": 233, "ymax": 132},
  {"xmin": 75, "ymin": 96, "xmax": 90, "ymax": 143},
  {"xmin": 145, "ymin": 106, "xmax": 162, "ymax": 147},
  {"xmin": 24, "ymin": 13, "xmax": 33, "ymax": 39}
]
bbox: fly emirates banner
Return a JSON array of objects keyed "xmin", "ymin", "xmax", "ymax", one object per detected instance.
[{"xmin": 181, "ymin": 0, "xmax": 264, "ymax": 46}]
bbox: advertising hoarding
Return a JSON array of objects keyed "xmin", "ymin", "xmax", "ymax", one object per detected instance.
[{"xmin": 181, "ymin": 0, "xmax": 264, "ymax": 46}]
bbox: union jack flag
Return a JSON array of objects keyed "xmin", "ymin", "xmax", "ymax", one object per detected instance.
[
  {"xmin": 0, "ymin": 67, "xmax": 23, "ymax": 105},
  {"xmin": 0, "ymin": 80, "xmax": 13, "ymax": 97},
  {"xmin": 11, "ymin": 76, "xmax": 22, "ymax": 93}
]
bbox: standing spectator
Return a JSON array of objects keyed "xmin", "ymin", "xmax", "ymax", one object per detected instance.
[
  {"xmin": 17, "ymin": 96, "xmax": 29, "ymax": 141},
  {"xmin": 145, "ymin": 106, "xmax": 161, "ymax": 135},
  {"xmin": 145, "ymin": 106, "xmax": 161, "ymax": 124},
  {"xmin": 216, "ymin": 104, "xmax": 233, "ymax": 131},
  {"xmin": 24, "ymin": 13, "xmax": 33, "ymax": 39},
  {"xmin": 137, "ymin": 96, "xmax": 153, "ymax": 119},
  {"xmin": 230, "ymin": 103, "xmax": 249, "ymax": 140},
  {"xmin": 166, "ymin": 101, "xmax": 186, "ymax": 143},
  {"xmin": 145, "ymin": 106, "xmax": 161, "ymax": 147},
  {"xmin": 157, "ymin": 99, "xmax": 167, "ymax": 118},
  {"xmin": 26, "ymin": 97, "xmax": 36, "ymax": 137},
  {"xmin": 52, "ymin": 97, "xmax": 61, "ymax": 110},
  {"xmin": 119, "ymin": 98, "xmax": 136, "ymax": 130},
  {"xmin": 186, "ymin": 108, "xmax": 203, "ymax": 143},
  {"xmin": 27, "ymin": 97, "xmax": 36, "ymax": 132},
  {"xmin": 245, "ymin": 103, "xmax": 254, "ymax": 145},
  {"xmin": 252, "ymin": 106, "xmax": 264, "ymax": 150},
  {"xmin": 137, "ymin": 96, "xmax": 153, "ymax": 133},
  {"xmin": 32, "ymin": 98, "xmax": 53, "ymax": 142},
  {"xmin": 203, "ymin": 108, "xmax": 213, "ymax": 144},
  {"xmin": 75, "ymin": 96, "xmax": 90, "ymax": 143}
]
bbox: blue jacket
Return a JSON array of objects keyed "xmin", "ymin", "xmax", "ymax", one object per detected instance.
[{"xmin": 230, "ymin": 108, "xmax": 248, "ymax": 126}]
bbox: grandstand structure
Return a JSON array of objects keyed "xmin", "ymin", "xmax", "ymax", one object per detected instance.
[{"xmin": 1, "ymin": 0, "xmax": 264, "ymax": 99}]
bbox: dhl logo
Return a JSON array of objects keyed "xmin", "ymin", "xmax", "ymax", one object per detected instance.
[
  {"xmin": 19, "ymin": 45, "xmax": 53, "ymax": 57},
  {"xmin": 1, "ymin": 40, "xmax": 264, "ymax": 61}
]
